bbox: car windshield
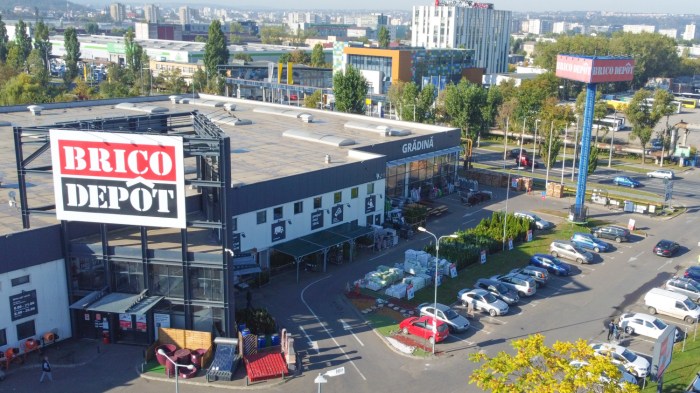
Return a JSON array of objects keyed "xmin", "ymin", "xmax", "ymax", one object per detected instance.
[
  {"xmin": 483, "ymin": 293, "xmax": 498, "ymax": 303},
  {"xmin": 652, "ymin": 318, "xmax": 668, "ymax": 330},
  {"xmin": 688, "ymin": 280, "xmax": 700, "ymax": 291},
  {"xmin": 444, "ymin": 309, "xmax": 460, "ymax": 320},
  {"xmin": 683, "ymin": 298, "xmax": 697, "ymax": 310},
  {"xmin": 532, "ymin": 215, "xmax": 541, "ymax": 221},
  {"xmin": 620, "ymin": 349, "xmax": 638, "ymax": 362}
]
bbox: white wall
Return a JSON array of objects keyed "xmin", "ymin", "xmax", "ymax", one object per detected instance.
[{"xmin": 0, "ymin": 259, "xmax": 71, "ymax": 353}]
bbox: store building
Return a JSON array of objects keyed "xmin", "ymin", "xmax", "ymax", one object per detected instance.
[{"xmin": 1, "ymin": 95, "xmax": 460, "ymax": 348}]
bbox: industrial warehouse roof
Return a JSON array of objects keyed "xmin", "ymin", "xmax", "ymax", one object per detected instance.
[{"xmin": 0, "ymin": 95, "xmax": 458, "ymax": 236}]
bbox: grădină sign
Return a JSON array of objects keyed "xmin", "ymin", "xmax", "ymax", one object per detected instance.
[{"xmin": 50, "ymin": 130, "xmax": 186, "ymax": 228}]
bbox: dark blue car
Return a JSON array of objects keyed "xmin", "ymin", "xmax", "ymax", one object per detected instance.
[
  {"xmin": 613, "ymin": 176, "xmax": 641, "ymax": 188},
  {"xmin": 685, "ymin": 266, "xmax": 700, "ymax": 281},
  {"xmin": 529, "ymin": 254, "xmax": 572, "ymax": 276},
  {"xmin": 570, "ymin": 232, "xmax": 610, "ymax": 253}
]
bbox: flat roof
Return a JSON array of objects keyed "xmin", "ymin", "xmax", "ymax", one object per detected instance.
[{"xmin": 0, "ymin": 95, "xmax": 457, "ymax": 237}]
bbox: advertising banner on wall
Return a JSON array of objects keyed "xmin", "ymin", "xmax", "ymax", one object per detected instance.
[{"xmin": 49, "ymin": 130, "xmax": 186, "ymax": 228}]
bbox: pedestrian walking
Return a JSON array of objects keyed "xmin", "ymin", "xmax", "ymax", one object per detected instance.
[
  {"xmin": 607, "ymin": 319, "xmax": 615, "ymax": 341},
  {"xmin": 39, "ymin": 356, "xmax": 52, "ymax": 383},
  {"xmin": 246, "ymin": 289, "xmax": 252, "ymax": 310}
]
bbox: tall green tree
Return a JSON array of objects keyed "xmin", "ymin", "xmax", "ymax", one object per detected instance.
[
  {"xmin": 124, "ymin": 28, "xmax": 138, "ymax": 72},
  {"xmin": 443, "ymin": 80, "xmax": 487, "ymax": 139},
  {"xmin": 63, "ymin": 27, "xmax": 81, "ymax": 85},
  {"xmin": 260, "ymin": 26, "xmax": 286, "ymax": 45},
  {"xmin": 608, "ymin": 32, "xmax": 679, "ymax": 88},
  {"xmin": 332, "ymin": 65, "xmax": 368, "ymax": 114},
  {"xmin": 378, "ymin": 26, "xmax": 390, "ymax": 48},
  {"xmin": 625, "ymin": 89, "xmax": 664, "ymax": 163},
  {"xmin": 33, "ymin": 20, "xmax": 51, "ymax": 71},
  {"xmin": 0, "ymin": 73, "xmax": 47, "ymax": 105},
  {"xmin": 482, "ymin": 84, "xmax": 504, "ymax": 131},
  {"xmin": 469, "ymin": 334, "xmax": 639, "ymax": 393},
  {"xmin": 311, "ymin": 43, "xmax": 325, "ymax": 67},
  {"xmin": 85, "ymin": 22, "xmax": 99, "ymax": 35},
  {"xmin": 416, "ymin": 84, "xmax": 436, "ymax": 123},
  {"xmin": 229, "ymin": 21, "xmax": 244, "ymax": 44},
  {"xmin": 538, "ymin": 97, "xmax": 575, "ymax": 169},
  {"xmin": 203, "ymin": 20, "xmax": 229, "ymax": 78},
  {"xmin": 14, "ymin": 19, "xmax": 32, "ymax": 69},
  {"xmin": 0, "ymin": 15, "xmax": 9, "ymax": 63}
]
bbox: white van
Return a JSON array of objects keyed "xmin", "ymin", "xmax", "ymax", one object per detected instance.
[{"xmin": 644, "ymin": 288, "xmax": 700, "ymax": 323}]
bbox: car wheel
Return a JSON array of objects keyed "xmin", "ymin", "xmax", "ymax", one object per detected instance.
[
  {"xmin": 625, "ymin": 326, "xmax": 634, "ymax": 335},
  {"xmin": 594, "ymin": 246, "xmax": 600, "ymax": 252},
  {"xmin": 576, "ymin": 258, "xmax": 584, "ymax": 264},
  {"xmin": 685, "ymin": 316, "xmax": 696, "ymax": 323},
  {"xmin": 648, "ymin": 306, "xmax": 657, "ymax": 315},
  {"xmin": 402, "ymin": 327, "xmax": 409, "ymax": 335},
  {"xmin": 489, "ymin": 309, "xmax": 497, "ymax": 317},
  {"xmin": 551, "ymin": 251, "xmax": 559, "ymax": 258},
  {"xmin": 631, "ymin": 184, "xmax": 635, "ymax": 188},
  {"xmin": 615, "ymin": 237, "xmax": 622, "ymax": 243}
]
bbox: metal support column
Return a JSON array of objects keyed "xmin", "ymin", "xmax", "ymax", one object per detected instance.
[{"xmin": 573, "ymin": 83, "xmax": 597, "ymax": 221}]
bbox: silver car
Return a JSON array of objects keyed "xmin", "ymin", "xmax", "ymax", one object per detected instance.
[
  {"xmin": 550, "ymin": 241, "xmax": 593, "ymax": 264},
  {"xmin": 457, "ymin": 288, "xmax": 509, "ymax": 317},
  {"xmin": 514, "ymin": 211, "xmax": 553, "ymax": 230},
  {"xmin": 491, "ymin": 273, "xmax": 537, "ymax": 297},
  {"xmin": 417, "ymin": 302, "xmax": 470, "ymax": 333}
]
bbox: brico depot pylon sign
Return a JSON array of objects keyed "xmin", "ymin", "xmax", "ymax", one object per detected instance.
[{"xmin": 50, "ymin": 130, "xmax": 186, "ymax": 228}]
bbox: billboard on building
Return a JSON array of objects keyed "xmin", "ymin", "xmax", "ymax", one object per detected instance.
[
  {"xmin": 50, "ymin": 130, "xmax": 186, "ymax": 228},
  {"xmin": 555, "ymin": 55, "xmax": 635, "ymax": 83}
]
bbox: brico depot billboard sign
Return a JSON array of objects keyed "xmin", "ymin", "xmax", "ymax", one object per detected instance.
[
  {"xmin": 50, "ymin": 130, "xmax": 186, "ymax": 228},
  {"xmin": 556, "ymin": 55, "xmax": 635, "ymax": 84}
]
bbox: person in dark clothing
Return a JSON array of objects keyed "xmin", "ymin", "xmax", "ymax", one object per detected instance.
[
  {"xmin": 39, "ymin": 356, "xmax": 52, "ymax": 382},
  {"xmin": 607, "ymin": 320, "xmax": 615, "ymax": 341},
  {"xmin": 246, "ymin": 289, "xmax": 252, "ymax": 309}
]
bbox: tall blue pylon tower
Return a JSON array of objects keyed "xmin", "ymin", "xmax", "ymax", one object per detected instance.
[{"xmin": 555, "ymin": 55, "xmax": 635, "ymax": 222}]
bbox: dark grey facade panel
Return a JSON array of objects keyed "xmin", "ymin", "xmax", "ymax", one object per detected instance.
[
  {"xmin": 356, "ymin": 129, "xmax": 461, "ymax": 160},
  {"xmin": 229, "ymin": 158, "xmax": 386, "ymax": 215},
  {"xmin": 0, "ymin": 225, "xmax": 63, "ymax": 274}
]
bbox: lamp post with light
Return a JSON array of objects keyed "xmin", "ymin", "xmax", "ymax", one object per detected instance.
[
  {"xmin": 417, "ymin": 227, "xmax": 458, "ymax": 355},
  {"xmin": 158, "ymin": 349, "xmax": 194, "ymax": 393}
]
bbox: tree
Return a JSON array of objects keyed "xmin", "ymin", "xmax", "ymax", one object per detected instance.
[
  {"xmin": 14, "ymin": 19, "xmax": 31, "ymax": 70},
  {"xmin": 33, "ymin": 20, "xmax": 51, "ymax": 71},
  {"xmin": 482, "ymin": 84, "xmax": 504, "ymax": 131},
  {"xmin": 260, "ymin": 26, "xmax": 287, "ymax": 45},
  {"xmin": 72, "ymin": 78, "xmax": 96, "ymax": 100},
  {"xmin": 229, "ymin": 21, "xmax": 244, "ymax": 44},
  {"xmin": 203, "ymin": 20, "xmax": 229, "ymax": 78},
  {"xmin": 99, "ymin": 63, "xmax": 130, "ymax": 98},
  {"xmin": 378, "ymin": 26, "xmax": 390, "ymax": 48},
  {"xmin": 416, "ymin": 84, "xmax": 436, "ymax": 123},
  {"xmin": 158, "ymin": 69, "xmax": 187, "ymax": 94},
  {"xmin": 85, "ymin": 22, "xmax": 99, "ymax": 35},
  {"xmin": 289, "ymin": 49, "xmax": 310, "ymax": 65},
  {"xmin": 538, "ymin": 97, "xmax": 574, "ymax": 169},
  {"xmin": 0, "ymin": 73, "xmax": 47, "ymax": 105},
  {"xmin": 192, "ymin": 68, "xmax": 208, "ymax": 94},
  {"xmin": 332, "ymin": 65, "xmax": 368, "ymax": 114},
  {"xmin": 233, "ymin": 53, "xmax": 253, "ymax": 62},
  {"xmin": 27, "ymin": 49, "xmax": 48, "ymax": 85},
  {"xmin": 625, "ymin": 89, "xmax": 662, "ymax": 163},
  {"xmin": 0, "ymin": 15, "xmax": 9, "ymax": 63},
  {"xmin": 469, "ymin": 334, "xmax": 639, "ymax": 393},
  {"xmin": 304, "ymin": 89, "xmax": 322, "ymax": 108},
  {"xmin": 278, "ymin": 52, "xmax": 291, "ymax": 64},
  {"xmin": 443, "ymin": 80, "xmax": 487, "ymax": 140},
  {"xmin": 515, "ymin": 73, "xmax": 560, "ymax": 129},
  {"xmin": 311, "ymin": 43, "xmax": 325, "ymax": 67},
  {"xmin": 608, "ymin": 32, "xmax": 679, "ymax": 89},
  {"xmin": 63, "ymin": 27, "xmax": 81, "ymax": 85},
  {"xmin": 588, "ymin": 146, "xmax": 600, "ymax": 175},
  {"xmin": 124, "ymin": 28, "xmax": 138, "ymax": 72}
]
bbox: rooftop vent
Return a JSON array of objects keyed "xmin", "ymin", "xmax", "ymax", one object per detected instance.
[
  {"xmin": 344, "ymin": 121, "xmax": 411, "ymax": 137},
  {"xmin": 27, "ymin": 105, "xmax": 44, "ymax": 116},
  {"xmin": 283, "ymin": 129, "xmax": 356, "ymax": 147}
]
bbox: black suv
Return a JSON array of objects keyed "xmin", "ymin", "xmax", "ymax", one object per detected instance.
[{"xmin": 591, "ymin": 225, "xmax": 630, "ymax": 243}]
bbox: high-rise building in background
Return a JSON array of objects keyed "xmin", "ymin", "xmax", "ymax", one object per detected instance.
[
  {"xmin": 527, "ymin": 19, "xmax": 553, "ymax": 35},
  {"xmin": 622, "ymin": 24, "xmax": 656, "ymax": 34},
  {"xmin": 411, "ymin": 1, "xmax": 511, "ymax": 73},
  {"xmin": 683, "ymin": 23, "xmax": 698, "ymax": 41},
  {"xmin": 109, "ymin": 3, "xmax": 126, "ymax": 22},
  {"xmin": 144, "ymin": 4, "xmax": 159, "ymax": 23}
]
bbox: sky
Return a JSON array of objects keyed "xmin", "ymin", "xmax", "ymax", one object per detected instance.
[{"xmin": 229, "ymin": 0, "xmax": 700, "ymax": 13}]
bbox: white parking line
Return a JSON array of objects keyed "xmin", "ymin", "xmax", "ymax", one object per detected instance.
[
  {"xmin": 298, "ymin": 325, "xmax": 319, "ymax": 353},
  {"xmin": 657, "ymin": 259, "xmax": 673, "ymax": 270},
  {"xmin": 369, "ymin": 252, "xmax": 388, "ymax": 261},
  {"xmin": 340, "ymin": 319, "xmax": 365, "ymax": 347}
]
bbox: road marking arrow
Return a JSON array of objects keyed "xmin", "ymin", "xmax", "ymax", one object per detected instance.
[
  {"xmin": 340, "ymin": 319, "xmax": 365, "ymax": 347},
  {"xmin": 627, "ymin": 251, "xmax": 644, "ymax": 263}
]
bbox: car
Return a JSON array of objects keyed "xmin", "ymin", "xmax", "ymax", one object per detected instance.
[
  {"xmin": 613, "ymin": 176, "xmax": 641, "ymax": 188},
  {"xmin": 570, "ymin": 360, "xmax": 639, "ymax": 388},
  {"xmin": 474, "ymin": 278, "xmax": 520, "ymax": 305},
  {"xmin": 590, "ymin": 342, "xmax": 650, "ymax": 378},
  {"xmin": 685, "ymin": 266, "xmax": 700, "ymax": 281},
  {"xmin": 510, "ymin": 266, "xmax": 549, "ymax": 288},
  {"xmin": 509, "ymin": 148, "xmax": 528, "ymax": 159},
  {"xmin": 570, "ymin": 232, "xmax": 611, "ymax": 253},
  {"xmin": 417, "ymin": 303, "xmax": 470, "ymax": 333},
  {"xmin": 514, "ymin": 211, "xmax": 554, "ymax": 230},
  {"xmin": 549, "ymin": 241, "xmax": 594, "ymax": 264},
  {"xmin": 515, "ymin": 154, "xmax": 539, "ymax": 168},
  {"xmin": 653, "ymin": 239, "xmax": 680, "ymax": 257},
  {"xmin": 398, "ymin": 315, "xmax": 449, "ymax": 344},
  {"xmin": 646, "ymin": 169, "xmax": 674, "ymax": 180},
  {"xmin": 591, "ymin": 226, "xmax": 630, "ymax": 243},
  {"xmin": 491, "ymin": 273, "xmax": 537, "ymax": 297},
  {"xmin": 529, "ymin": 254, "xmax": 572, "ymax": 276},
  {"xmin": 617, "ymin": 312, "xmax": 679, "ymax": 341},
  {"xmin": 689, "ymin": 372, "xmax": 700, "ymax": 392},
  {"xmin": 457, "ymin": 288, "xmax": 509, "ymax": 317},
  {"xmin": 665, "ymin": 277, "xmax": 700, "ymax": 303}
]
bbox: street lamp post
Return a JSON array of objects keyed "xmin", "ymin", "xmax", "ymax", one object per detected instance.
[
  {"xmin": 417, "ymin": 227, "xmax": 458, "ymax": 355},
  {"xmin": 561, "ymin": 124, "xmax": 569, "ymax": 184},
  {"xmin": 157, "ymin": 349, "xmax": 194, "ymax": 393},
  {"xmin": 532, "ymin": 119, "xmax": 541, "ymax": 173},
  {"xmin": 545, "ymin": 120, "xmax": 554, "ymax": 191},
  {"xmin": 502, "ymin": 117, "xmax": 510, "ymax": 167},
  {"xmin": 518, "ymin": 117, "xmax": 527, "ymax": 167},
  {"xmin": 502, "ymin": 170, "xmax": 512, "ymax": 251}
]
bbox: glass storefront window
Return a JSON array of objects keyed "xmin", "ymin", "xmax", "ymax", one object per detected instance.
[
  {"xmin": 384, "ymin": 152, "xmax": 457, "ymax": 201},
  {"xmin": 112, "ymin": 260, "xmax": 144, "ymax": 293},
  {"xmin": 189, "ymin": 267, "xmax": 223, "ymax": 302},
  {"xmin": 149, "ymin": 264, "xmax": 184, "ymax": 298},
  {"xmin": 70, "ymin": 256, "xmax": 106, "ymax": 291},
  {"xmin": 192, "ymin": 305, "xmax": 225, "ymax": 335}
]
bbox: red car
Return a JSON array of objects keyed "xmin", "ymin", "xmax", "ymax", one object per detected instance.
[{"xmin": 399, "ymin": 315, "xmax": 449, "ymax": 343}]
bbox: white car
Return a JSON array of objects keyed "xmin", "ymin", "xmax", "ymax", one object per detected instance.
[
  {"xmin": 457, "ymin": 288, "xmax": 509, "ymax": 317},
  {"xmin": 590, "ymin": 342, "xmax": 650, "ymax": 378},
  {"xmin": 514, "ymin": 211, "xmax": 553, "ymax": 230},
  {"xmin": 569, "ymin": 360, "xmax": 638, "ymax": 387},
  {"xmin": 618, "ymin": 312, "xmax": 678, "ymax": 341},
  {"xmin": 417, "ymin": 302, "xmax": 470, "ymax": 333},
  {"xmin": 646, "ymin": 169, "xmax": 674, "ymax": 180}
]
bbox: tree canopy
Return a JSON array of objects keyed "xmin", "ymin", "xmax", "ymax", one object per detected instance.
[
  {"xmin": 203, "ymin": 20, "xmax": 229, "ymax": 77},
  {"xmin": 378, "ymin": 26, "xmax": 390, "ymax": 48},
  {"xmin": 443, "ymin": 79, "xmax": 487, "ymax": 139},
  {"xmin": 311, "ymin": 43, "xmax": 325, "ymax": 67},
  {"xmin": 624, "ymin": 89, "xmax": 668, "ymax": 163},
  {"xmin": 332, "ymin": 66, "xmax": 368, "ymax": 114},
  {"xmin": 63, "ymin": 27, "xmax": 80, "ymax": 85}
]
